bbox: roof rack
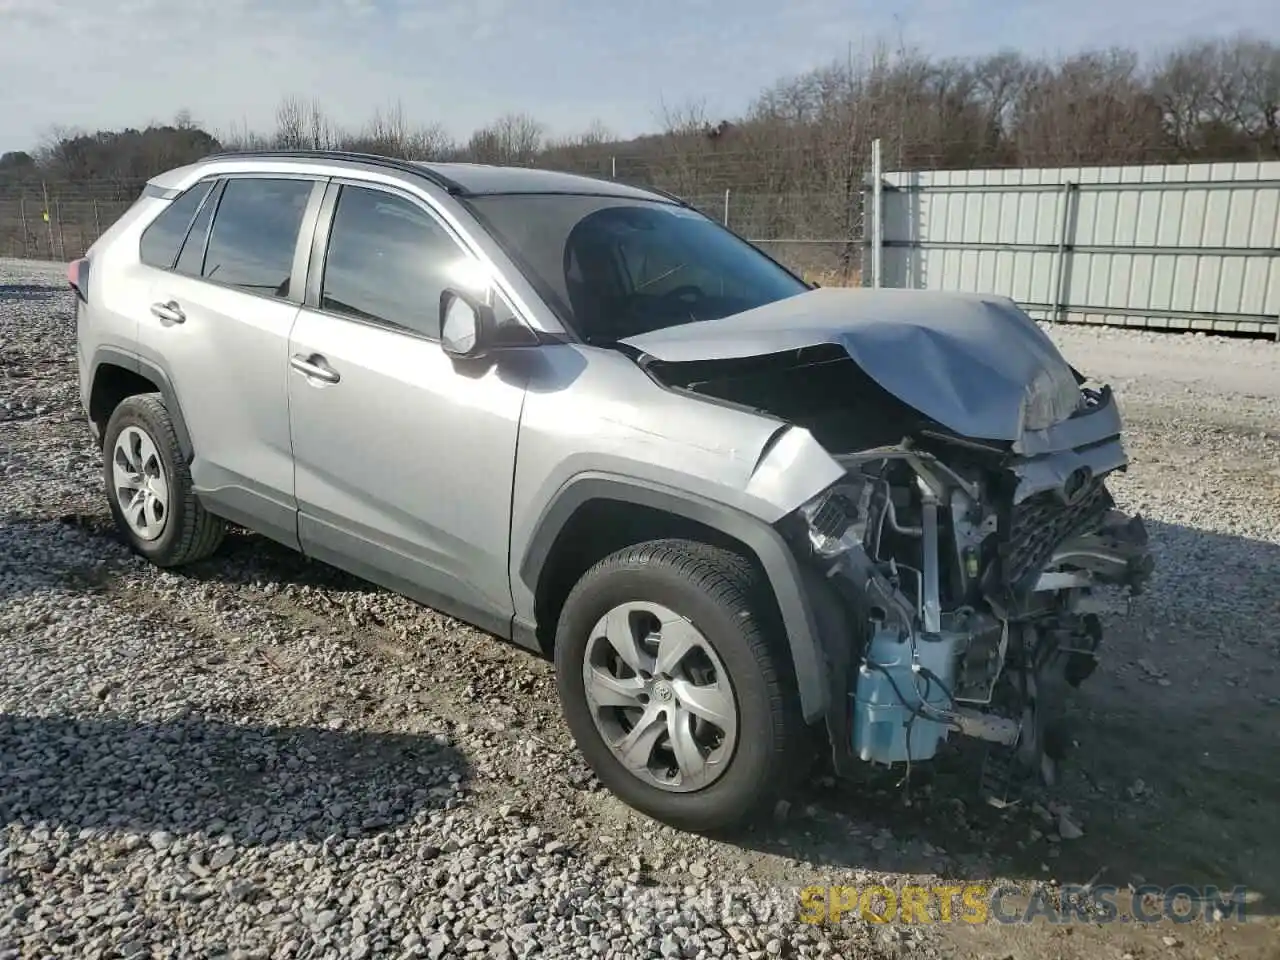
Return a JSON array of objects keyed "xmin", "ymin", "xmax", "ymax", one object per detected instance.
[
  {"xmin": 197, "ymin": 149, "xmax": 468, "ymax": 194},
  {"xmin": 631, "ymin": 183, "xmax": 690, "ymax": 207}
]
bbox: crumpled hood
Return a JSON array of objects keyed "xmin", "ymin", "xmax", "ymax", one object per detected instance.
[{"xmin": 621, "ymin": 287, "xmax": 1083, "ymax": 442}]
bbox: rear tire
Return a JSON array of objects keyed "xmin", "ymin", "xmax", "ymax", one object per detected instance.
[
  {"xmin": 553, "ymin": 538, "xmax": 807, "ymax": 833},
  {"xmin": 102, "ymin": 393, "xmax": 224, "ymax": 567}
]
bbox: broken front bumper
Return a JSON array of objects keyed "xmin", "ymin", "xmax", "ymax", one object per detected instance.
[
  {"xmin": 1009, "ymin": 385, "xmax": 1129, "ymax": 504},
  {"xmin": 1031, "ymin": 508, "xmax": 1156, "ymax": 596}
]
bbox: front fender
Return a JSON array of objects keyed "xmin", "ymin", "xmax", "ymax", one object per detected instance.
[{"xmin": 518, "ymin": 473, "xmax": 834, "ymax": 724}]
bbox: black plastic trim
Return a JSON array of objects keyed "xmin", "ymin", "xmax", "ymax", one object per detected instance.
[
  {"xmin": 458, "ymin": 189, "xmax": 678, "ymax": 203},
  {"xmin": 90, "ymin": 347, "xmax": 194, "ymax": 458},
  {"xmin": 519, "ymin": 475, "xmax": 830, "ymax": 722}
]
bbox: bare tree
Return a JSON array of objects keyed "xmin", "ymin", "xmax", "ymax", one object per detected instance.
[
  {"xmin": 10, "ymin": 36, "xmax": 1280, "ymax": 278},
  {"xmin": 1151, "ymin": 42, "xmax": 1219, "ymax": 158},
  {"xmin": 274, "ymin": 97, "xmax": 307, "ymax": 149},
  {"xmin": 1012, "ymin": 49, "xmax": 1166, "ymax": 165},
  {"xmin": 306, "ymin": 101, "xmax": 334, "ymax": 150},
  {"xmin": 466, "ymin": 112, "xmax": 544, "ymax": 165},
  {"xmin": 1215, "ymin": 38, "xmax": 1280, "ymax": 157}
]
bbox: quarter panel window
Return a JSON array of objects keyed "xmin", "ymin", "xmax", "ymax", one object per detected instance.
[
  {"xmin": 203, "ymin": 178, "xmax": 313, "ymax": 297},
  {"xmin": 174, "ymin": 180, "xmax": 221, "ymax": 277},
  {"xmin": 139, "ymin": 180, "xmax": 215, "ymax": 270},
  {"xmin": 321, "ymin": 185, "xmax": 475, "ymax": 339}
]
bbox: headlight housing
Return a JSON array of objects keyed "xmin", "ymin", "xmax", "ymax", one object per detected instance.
[
  {"xmin": 798, "ymin": 478, "xmax": 872, "ymax": 558},
  {"xmin": 1021, "ymin": 367, "xmax": 1084, "ymax": 433}
]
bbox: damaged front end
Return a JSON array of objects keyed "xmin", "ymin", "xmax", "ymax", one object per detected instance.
[
  {"xmin": 629, "ymin": 293, "xmax": 1154, "ymax": 801},
  {"xmin": 788, "ymin": 432, "xmax": 1151, "ymax": 798}
]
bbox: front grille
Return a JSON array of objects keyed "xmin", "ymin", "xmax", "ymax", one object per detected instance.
[{"xmin": 997, "ymin": 478, "xmax": 1113, "ymax": 588}]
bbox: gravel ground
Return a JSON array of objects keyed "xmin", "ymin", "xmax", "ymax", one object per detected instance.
[{"xmin": 2, "ymin": 259, "xmax": 1279, "ymax": 960}]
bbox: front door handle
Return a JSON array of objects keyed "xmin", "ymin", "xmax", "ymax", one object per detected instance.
[
  {"xmin": 290, "ymin": 353, "xmax": 341, "ymax": 384},
  {"xmin": 150, "ymin": 300, "xmax": 185, "ymax": 324}
]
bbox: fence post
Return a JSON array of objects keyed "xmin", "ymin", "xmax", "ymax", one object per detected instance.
[
  {"xmin": 55, "ymin": 199, "xmax": 67, "ymax": 261},
  {"xmin": 19, "ymin": 197, "xmax": 29, "ymax": 259},
  {"xmin": 611, "ymin": 156, "xmax": 617, "ymax": 179},
  {"xmin": 1050, "ymin": 181, "xmax": 1076, "ymax": 324},
  {"xmin": 93, "ymin": 199, "xmax": 101, "ymax": 242},
  {"xmin": 871, "ymin": 138, "xmax": 883, "ymax": 289},
  {"xmin": 723, "ymin": 189, "xmax": 730, "ymax": 227},
  {"xmin": 41, "ymin": 182, "xmax": 55, "ymax": 261}
]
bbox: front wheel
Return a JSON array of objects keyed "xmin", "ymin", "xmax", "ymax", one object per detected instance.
[{"xmin": 553, "ymin": 539, "xmax": 807, "ymax": 833}]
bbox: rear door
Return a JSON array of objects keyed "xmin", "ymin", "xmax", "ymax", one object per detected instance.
[
  {"xmin": 140, "ymin": 174, "xmax": 325, "ymax": 547},
  {"xmin": 286, "ymin": 180, "xmax": 528, "ymax": 632}
]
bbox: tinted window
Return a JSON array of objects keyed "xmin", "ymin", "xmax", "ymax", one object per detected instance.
[
  {"xmin": 174, "ymin": 181, "xmax": 221, "ymax": 276},
  {"xmin": 465, "ymin": 195, "xmax": 807, "ymax": 343},
  {"xmin": 321, "ymin": 185, "xmax": 473, "ymax": 339},
  {"xmin": 203, "ymin": 178, "xmax": 313, "ymax": 297},
  {"xmin": 139, "ymin": 181, "xmax": 214, "ymax": 269}
]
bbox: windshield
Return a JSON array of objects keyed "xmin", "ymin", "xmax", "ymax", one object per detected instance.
[{"xmin": 463, "ymin": 194, "xmax": 808, "ymax": 343}]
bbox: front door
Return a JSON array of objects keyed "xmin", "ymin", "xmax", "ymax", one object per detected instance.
[{"xmin": 287, "ymin": 181, "xmax": 527, "ymax": 633}]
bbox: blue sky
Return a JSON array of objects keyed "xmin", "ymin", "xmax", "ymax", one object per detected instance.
[{"xmin": 1, "ymin": 0, "xmax": 1275, "ymax": 155}]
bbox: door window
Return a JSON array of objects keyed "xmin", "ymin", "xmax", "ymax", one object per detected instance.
[
  {"xmin": 203, "ymin": 178, "xmax": 314, "ymax": 297},
  {"xmin": 321, "ymin": 185, "xmax": 478, "ymax": 339}
]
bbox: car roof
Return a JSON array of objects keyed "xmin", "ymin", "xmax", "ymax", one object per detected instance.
[
  {"xmin": 413, "ymin": 161, "xmax": 667, "ymax": 200},
  {"xmin": 177, "ymin": 150, "xmax": 675, "ymax": 204}
]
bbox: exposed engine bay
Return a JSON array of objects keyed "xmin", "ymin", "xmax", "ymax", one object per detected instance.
[
  {"xmin": 800, "ymin": 441, "xmax": 1151, "ymax": 795},
  {"xmin": 641, "ymin": 336, "xmax": 1154, "ymax": 800}
]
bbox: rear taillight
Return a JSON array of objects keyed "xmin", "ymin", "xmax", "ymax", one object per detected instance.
[{"xmin": 68, "ymin": 257, "xmax": 89, "ymax": 302}]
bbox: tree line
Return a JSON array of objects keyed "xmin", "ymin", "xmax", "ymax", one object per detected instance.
[
  {"xmin": 3, "ymin": 38, "xmax": 1277, "ymax": 189},
  {"xmin": 0, "ymin": 37, "xmax": 1276, "ymax": 273}
]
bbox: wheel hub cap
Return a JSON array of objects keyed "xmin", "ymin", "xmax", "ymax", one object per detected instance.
[
  {"xmin": 582, "ymin": 601, "xmax": 738, "ymax": 793},
  {"xmin": 111, "ymin": 425, "xmax": 169, "ymax": 542}
]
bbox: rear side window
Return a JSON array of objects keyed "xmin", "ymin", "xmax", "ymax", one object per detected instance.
[
  {"xmin": 203, "ymin": 178, "xmax": 314, "ymax": 297},
  {"xmin": 139, "ymin": 181, "xmax": 215, "ymax": 269},
  {"xmin": 174, "ymin": 181, "xmax": 222, "ymax": 276},
  {"xmin": 320, "ymin": 185, "xmax": 471, "ymax": 339}
]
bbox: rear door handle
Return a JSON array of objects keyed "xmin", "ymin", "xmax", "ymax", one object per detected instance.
[
  {"xmin": 150, "ymin": 300, "xmax": 185, "ymax": 323},
  {"xmin": 290, "ymin": 353, "xmax": 341, "ymax": 384}
]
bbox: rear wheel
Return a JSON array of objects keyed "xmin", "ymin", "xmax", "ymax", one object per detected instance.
[
  {"xmin": 102, "ymin": 393, "xmax": 225, "ymax": 567},
  {"xmin": 553, "ymin": 538, "xmax": 807, "ymax": 832}
]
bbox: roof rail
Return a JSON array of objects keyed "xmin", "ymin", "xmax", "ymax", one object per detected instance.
[
  {"xmin": 632, "ymin": 183, "xmax": 690, "ymax": 207},
  {"xmin": 197, "ymin": 149, "xmax": 467, "ymax": 194}
]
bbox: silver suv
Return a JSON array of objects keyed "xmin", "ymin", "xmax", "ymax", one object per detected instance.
[{"xmin": 73, "ymin": 150, "xmax": 1152, "ymax": 832}]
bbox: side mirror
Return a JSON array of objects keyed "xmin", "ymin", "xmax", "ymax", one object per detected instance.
[{"xmin": 440, "ymin": 288, "xmax": 496, "ymax": 359}]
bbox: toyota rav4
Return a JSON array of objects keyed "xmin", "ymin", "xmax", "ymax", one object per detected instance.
[{"xmin": 72, "ymin": 150, "xmax": 1153, "ymax": 832}]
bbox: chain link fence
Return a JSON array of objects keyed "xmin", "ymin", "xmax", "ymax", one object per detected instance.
[
  {"xmin": 680, "ymin": 191, "xmax": 865, "ymax": 285},
  {"xmin": 0, "ymin": 162, "xmax": 870, "ymax": 285},
  {"xmin": 0, "ymin": 180, "xmax": 144, "ymax": 262}
]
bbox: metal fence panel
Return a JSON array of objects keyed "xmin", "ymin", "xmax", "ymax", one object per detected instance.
[{"xmin": 880, "ymin": 161, "xmax": 1280, "ymax": 337}]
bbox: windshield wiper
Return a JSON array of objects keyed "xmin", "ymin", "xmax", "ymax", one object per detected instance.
[{"xmin": 633, "ymin": 262, "xmax": 687, "ymax": 292}]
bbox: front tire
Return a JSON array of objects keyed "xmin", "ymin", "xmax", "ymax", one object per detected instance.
[
  {"xmin": 553, "ymin": 539, "xmax": 807, "ymax": 833},
  {"xmin": 102, "ymin": 393, "xmax": 225, "ymax": 567}
]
